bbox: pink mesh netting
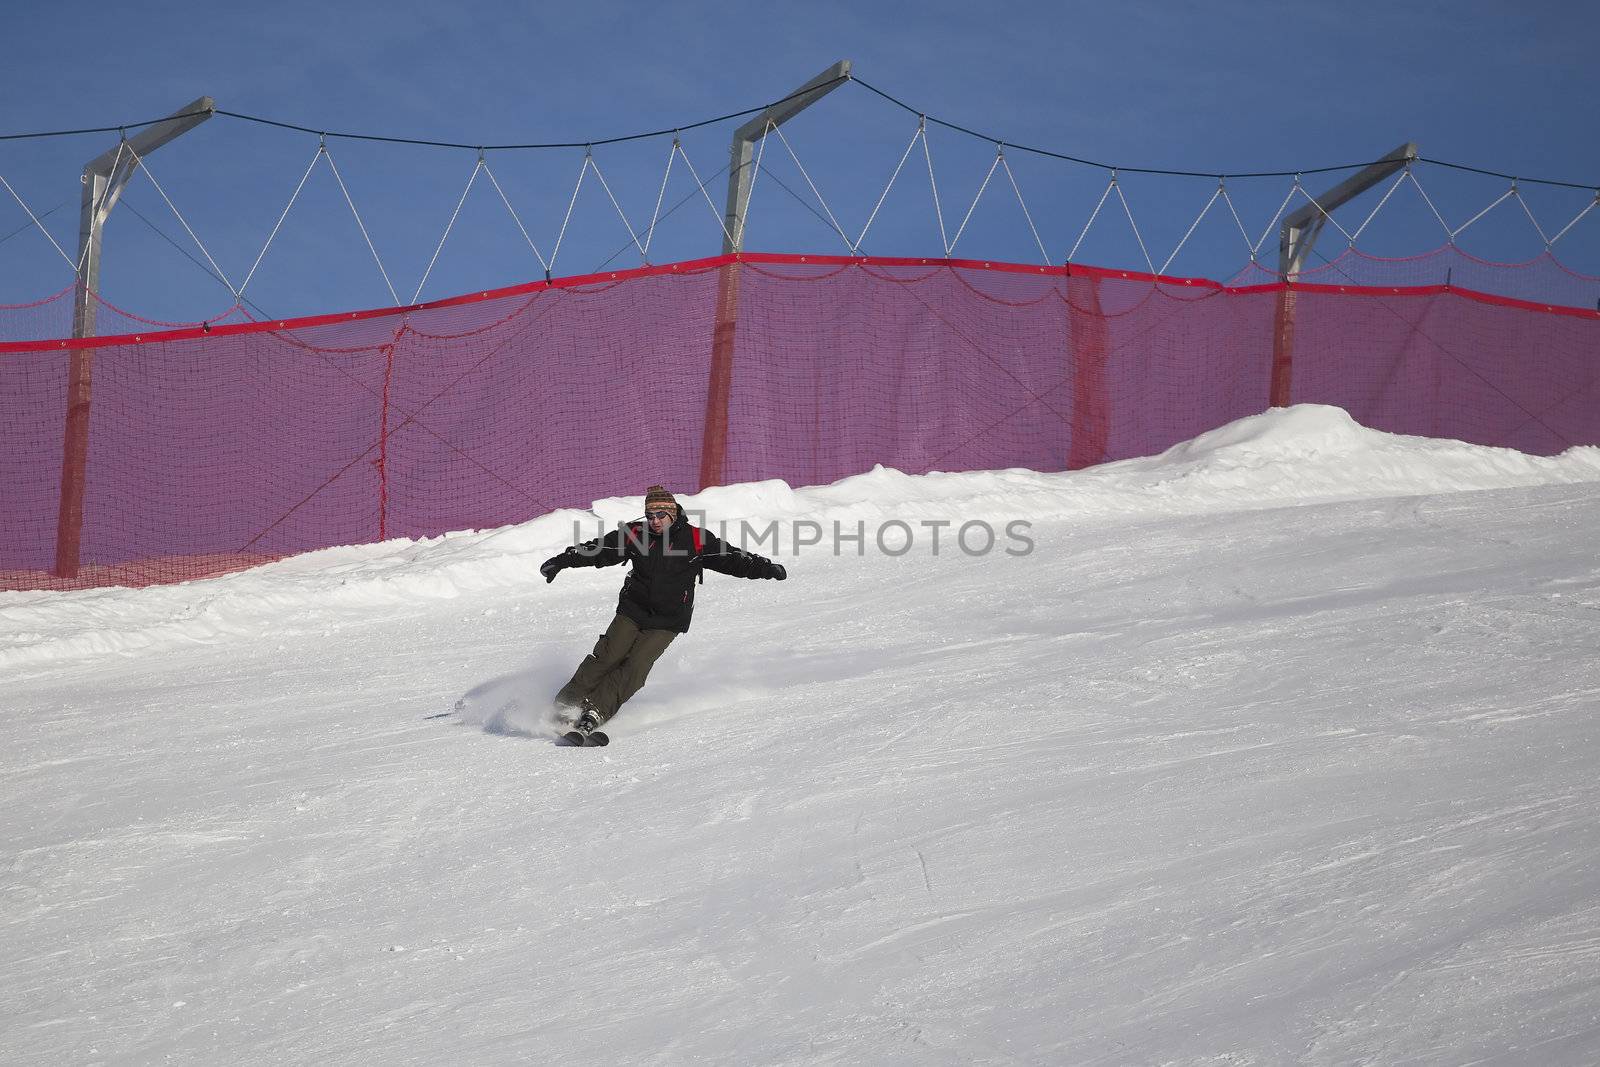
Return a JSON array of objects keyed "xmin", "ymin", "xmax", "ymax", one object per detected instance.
[{"xmin": 2, "ymin": 253, "xmax": 1596, "ymax": 590}]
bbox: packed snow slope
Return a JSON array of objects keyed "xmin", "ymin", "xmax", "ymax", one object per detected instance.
[{"xmin": 5, "ymin": 405, "xmax": 1600, "ymax": 1065}]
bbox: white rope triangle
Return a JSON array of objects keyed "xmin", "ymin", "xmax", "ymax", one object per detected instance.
[
  {"xmin": 1252, "ymin": 180, "xmax": 1302, "ymax": 262},
  {"xmin": 1068, "ymin": 174, "xmax": 1117, "ymax": 263},
  {"xmin": 1512, "ymin": 184, "xmax": 1554, "ymax": 248},
  {"xmin": 671, "ymin": 141, "xmax": 739, "ymax": 250},
  {"xmin": 412, "ymin": 157, "xmax": 484, "ymax": 303},
  {"xmin": 948, "ymin": 150, "xmax": 1003, "ymax": 257},
  {"xmin": 0, "ymin": 172, "xmax": 78, "ymax": 273},
  {"xmin": 998, "ymin": 152, "xmax": 1050, "ymax": 266},
  {"xmin": 855, "ymin": 121, "xmax": 923, "ymax": 253},
  {"xmin": 1347, "ymin": 168, "xmax": 1409, "ymax": 246},
  {"xmin": 1402, "ymin": 168, "xmax": 1456, "ymax": 245},
  {"xmin": 771, "ymin": 124, "xmax": 855, "ymax": 254},
  {"xmin": 1160, "ymin": 185, "xmax": 1224, "ymax": 276},
  {"xmin": 918, "ymin": 119, "xmax": 951, "ymax": 255},
  {"xmin": 239, "ymin": 144, "xmax": 323, "ymax": 300},
  {"xmin": 642, "ymin": 140, "xmax": 677, "ymax": 258},
  {"xmin": 585, "ymin": 151, "xmax": 648, "ymax": 265},
  {"xmin": 1549, "ymin": 193, "xmax": 1599, "ymax": 248},
  {"xmin": 129, "ymin": 146, "xmax": 239, "ymax": 298},
  {"xmin": 322, "ymin": 141, "xmax": 401, "ymax": 306},
  {"xmin": 548, "ymin": 152, "xmax": 590, "ymax": 276},
  {"xmin": 735, "ymin": 122, "xmax": 774, "ymax": 249},
  {"xmin": 479, "ymin": 157, "xmax": 551, "ymax": 274}
]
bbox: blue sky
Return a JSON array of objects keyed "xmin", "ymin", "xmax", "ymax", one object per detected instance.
[{"xmin": 1, "ymin": 1, "xmax": 1595, "ymax": 325}]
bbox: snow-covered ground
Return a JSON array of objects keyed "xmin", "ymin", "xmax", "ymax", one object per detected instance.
[{"xmin": 5, "ymin": 406, "xmax": 1600, "ymax": 1065}]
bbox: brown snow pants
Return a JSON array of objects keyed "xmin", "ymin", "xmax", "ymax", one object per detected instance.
[{"xmin": 555, "ymin": 613, "xmax": 677, "ymax": 725}]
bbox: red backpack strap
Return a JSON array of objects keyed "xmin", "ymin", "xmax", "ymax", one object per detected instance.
[{"xmin": 690, "ymin": 525, "xmax": 706, "ymax": 582}]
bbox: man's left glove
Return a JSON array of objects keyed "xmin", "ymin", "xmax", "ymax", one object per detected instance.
[
  {"xmin": 770, "ymin": 563, "xmax": 787, "ymax": 581},
  {"xmin": 540, "ymin": 556, "xmax": 565, "ymax": 583}
]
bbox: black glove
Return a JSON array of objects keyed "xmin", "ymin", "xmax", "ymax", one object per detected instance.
[
  {"xmin": 540, "ymin": 556, "xmax": 564, "ymax": 583},
  {"xmin": 770, "ymin": 563, "xmax": 787, "ymax": 581}
]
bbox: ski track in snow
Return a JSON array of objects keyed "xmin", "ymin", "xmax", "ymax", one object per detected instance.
[{"xmin": 5, "ymin": 406, "xmax": 1600, "ymax": 1064}]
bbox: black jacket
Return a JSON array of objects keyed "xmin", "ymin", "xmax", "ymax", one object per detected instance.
[{"xmin": 554, "ymin": 516, "xmax": 783, "ymax": 633}]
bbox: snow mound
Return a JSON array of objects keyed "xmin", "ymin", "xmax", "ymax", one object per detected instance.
[
  {"xmin": 1158, "ymin": 404, "xmax": 1375, "ymax": 461},
  {"xmin": 1094, "ymin": 405, "xmax": 1600, "ymax": 505},
  {"xmin": 627, "ymin": 406, "xmax": 1600, "ymax": 541},
  {"xmin": 4, "ymin": 405, "xmax": 1598, "ymax": 672}
]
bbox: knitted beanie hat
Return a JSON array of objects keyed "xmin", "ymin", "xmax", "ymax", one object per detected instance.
[{"xmin": 643, "ymin": 484, "xmax": 678, "ymax": 516}]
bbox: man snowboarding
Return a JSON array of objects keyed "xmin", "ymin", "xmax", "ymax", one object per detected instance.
[{"xmin": 540, "ymin": 485, "xmax": 787, "ymax": 744}]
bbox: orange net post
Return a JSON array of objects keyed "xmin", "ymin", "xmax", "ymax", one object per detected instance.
[
  {"xmin": 698, "ymin": 261, "xmax": 741, "ymax": 491},
  {"xmin": 1066, "ymin": 272, "xmax": 1111, "ymax": 469},
  {"xmin": 1270, "ymin": 286, "xmax": 1297, "ymax": 409}
]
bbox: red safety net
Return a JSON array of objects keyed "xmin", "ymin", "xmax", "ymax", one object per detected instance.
[
  {"xmin": 2, "ymin": 253, "xmax": 1597, "ymax": 591},
  {"xmin": 1229, "ymin": 244, "xmax": 1600, "ymax": 309}
]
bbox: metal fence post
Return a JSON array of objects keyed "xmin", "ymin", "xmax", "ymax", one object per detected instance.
[{"xmin": 52, "ymin": 97, "xmax": 213, "ymax": 578}]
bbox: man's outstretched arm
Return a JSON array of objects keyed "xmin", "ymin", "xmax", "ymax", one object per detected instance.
[
  {"xmin": 696, "ymin": 528, "xmax": 787, "ymax": 581},
  {"xmin": 540, "ymin": 526, "xmax": 633, "ymax": 583}
]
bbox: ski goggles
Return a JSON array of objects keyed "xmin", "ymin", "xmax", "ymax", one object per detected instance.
[{"xmin": 645, "ymin": 510, "xmax": 675, "ymax": 521}]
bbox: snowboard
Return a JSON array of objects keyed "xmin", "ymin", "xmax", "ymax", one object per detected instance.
[{"xmin": 560, "ymin": 729, "xmax": 610, "ymax": 747}]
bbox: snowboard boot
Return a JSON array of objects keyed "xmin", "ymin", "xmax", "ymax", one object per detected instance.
[{"xmin": 573, "ymin": 701, "xmax": 604, "ymax": 737}]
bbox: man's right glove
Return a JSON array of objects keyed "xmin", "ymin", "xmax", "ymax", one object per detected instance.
[
  {"xmin": 770, "ymin": 563, "xmax": 787, "ymax": 581},
  {"xmin": 540, "ymin": 556, "xmax": 565, "ymax": 583}
]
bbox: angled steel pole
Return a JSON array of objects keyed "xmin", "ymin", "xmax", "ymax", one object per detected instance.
[
  {"xmin": 722, "ymin": 60, "xmax": 852, "ymax": 255},
  {"xmin": 72, "ymin": 97, "xmax": 216, "ymax": 339},
  {"xmin": 1269, "ymin": 141, "xmax": 1416, "ymax": 408},
  {"xmin": 54, "ymin": 96, "xmax": 215, "ymax": 579},
  {"xmin": 699, "ymin": 61, "xmax": 851, "ymax": 491}
]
